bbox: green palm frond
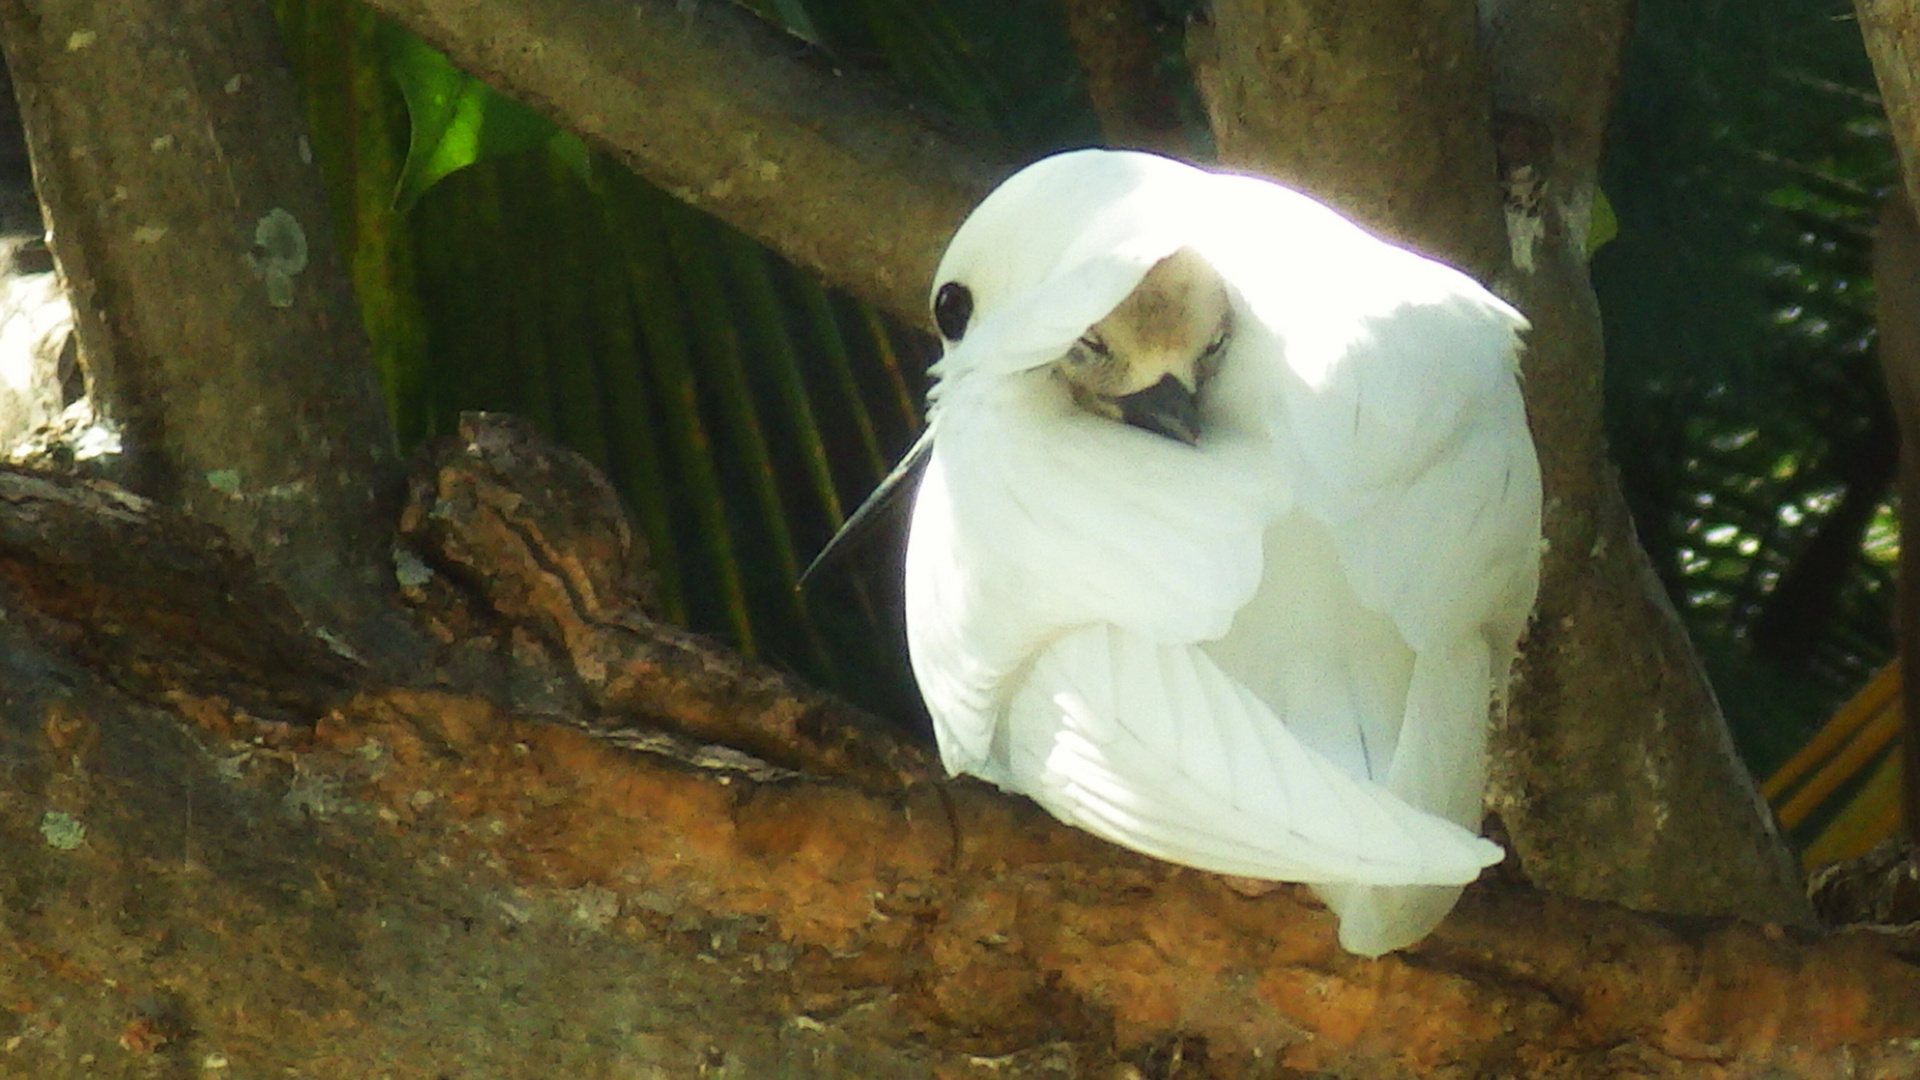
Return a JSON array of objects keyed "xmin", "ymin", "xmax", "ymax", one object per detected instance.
[{"xmin": 1596, "ymin": 0, "xmax": 1900, "ymax": 786}]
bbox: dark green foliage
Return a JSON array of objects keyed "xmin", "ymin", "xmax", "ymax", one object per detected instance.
[{"xmin": 1595, "ymin": 0, "xmax": 1898, "ymax": 785}]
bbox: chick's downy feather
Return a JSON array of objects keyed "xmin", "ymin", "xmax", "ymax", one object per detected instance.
[{"xmin": 904, "ymin": 149, "xmax": 1541, "ymax": 956}]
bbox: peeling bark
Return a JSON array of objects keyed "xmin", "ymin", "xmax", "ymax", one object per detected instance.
[{"xmin": 395, "ymin": 413, "xmax": 937, "ymax": 792}]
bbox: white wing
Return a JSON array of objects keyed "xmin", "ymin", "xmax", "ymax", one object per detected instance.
[
  {"xmin": 907, "ymin": 367, "xmax": 1272, "ymax": 777},
  {"xmin": 1005, "ymin": 624, "xmax": 1503, "ymax": 885},
  {"xmin": 907, "ymin": 149, "xmax": 1541, "ymax": 956},
  {"xmin": 1192, "ymin": 173, "xmax": 1540, "ymax": 955}
]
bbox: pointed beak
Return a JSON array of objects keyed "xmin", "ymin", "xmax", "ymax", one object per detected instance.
[
  {"xmin": 1116, "ymin": 374, "xmax": 1200, "ymax": 445},
  {"xmin": 798, "ymin": 428, "xmax": 935, "ymax": 588}
]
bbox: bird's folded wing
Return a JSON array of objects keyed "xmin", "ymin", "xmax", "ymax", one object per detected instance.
[
  {"xmin": 1312, "ymin": 636, "xmax": 1499, "ymax": 955},
  {"xmin": 999, "ymin": 623, "xmax": 1504, "ymax": 886}
]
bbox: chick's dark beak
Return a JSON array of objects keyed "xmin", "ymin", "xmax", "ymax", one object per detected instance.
[{"xmin": 1116, "ymin": 374, "xmax": 1200, "ymax": 445}]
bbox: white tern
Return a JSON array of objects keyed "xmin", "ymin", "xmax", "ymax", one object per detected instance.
[{"xmin": 832, "ymin": 149, "xmax": 1542, "ymax": 956}]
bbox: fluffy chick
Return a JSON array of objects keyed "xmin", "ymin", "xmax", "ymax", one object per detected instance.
[{"xmin": 1055, "ymin": 247, "xmax": 1232, "ymax": 445}]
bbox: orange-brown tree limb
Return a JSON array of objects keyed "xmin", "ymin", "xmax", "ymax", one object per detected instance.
[{"xmin": 4, "ymin": 431, "xmax": 1919, "ymax": 1078}]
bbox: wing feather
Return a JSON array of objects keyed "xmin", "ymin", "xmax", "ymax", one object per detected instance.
[
  {"xmin": 1003, "ymin": 624, "xmax": 1503, "ymax": 886},
  {"xmin": 907, "ymin": 369, "xmax": 1273, "ymax": 778},
  {"xmin": 1188, "ymin": 171, "xmax": 1540, "ymax": 952}
]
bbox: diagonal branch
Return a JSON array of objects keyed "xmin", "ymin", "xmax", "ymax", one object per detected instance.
[{"xmin": 353, "ymin": 0, "xmax": 1005, "ymax": 327}]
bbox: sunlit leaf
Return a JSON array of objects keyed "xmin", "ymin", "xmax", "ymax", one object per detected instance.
[{"xmin": 383, "ymin": 25, "xmax": 556, "ymax": 210}]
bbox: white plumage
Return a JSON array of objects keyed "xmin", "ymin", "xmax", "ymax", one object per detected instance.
[{"xmin": 902, "ymin": 149, "xmax": 1541, "ymax": 956}]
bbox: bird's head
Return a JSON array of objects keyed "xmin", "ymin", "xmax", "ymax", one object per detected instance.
[
  {"xmin": 1055, "ymin": 248, "xmax": 1230, "ymax": 445},
  {"xmin": 926, "ymin": 151, "xmax": 1236, "ymax": 445}
]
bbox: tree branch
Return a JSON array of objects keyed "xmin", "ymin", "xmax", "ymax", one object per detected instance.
[
  {"xmin": 352, "ymin": 0, "xmax": 1005, "ymax": 328},
  {"xmin": 1481, "ymin": 0, "xmax": 1812, "ymax": 924},
  {"xmin": 3, "ymin": 446, "xmax": 1918, "ymax": 1076},
  {"xmin": 0, "ymin": 0, "xmax": 410, "ymax": 654},
  {"xmin": 1857, "ymin": 0, "xmax": 1920, "ymax": 221},
  {"xmin": 1060, "ymin": 0, "xmax": 1193, "ymax": 157}
]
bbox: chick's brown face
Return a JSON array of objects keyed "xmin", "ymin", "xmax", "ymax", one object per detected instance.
[{"xmin": 1055, "ymin": 248, "xmax": 1232, "ymax": 445}]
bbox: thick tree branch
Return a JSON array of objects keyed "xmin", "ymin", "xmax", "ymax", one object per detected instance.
[
  {"xmin": 1189, "ymin": 0, "xmax": 1508, "ymax": 273},
  {"xmin": 1061, "ymin": 0, "xmax": 1193, "ymax": 157},
  {"xmin": 396, "ymin": 413, "xmax": 936, "ymax": 791},
  {"xmin": 352, "ymin": 0, "xmax": 1003, "ymax": 328},
  {"xmin": 0, "ymin": 0, "xmax": 410, "ymax": 654},
  {"xmin": 1, "ymin": 450, "xmax": 1917, "ymax": 1076},
  {"xmin": 1859, "ymin": 0, "xmax": 1920, "ymax": 846}
]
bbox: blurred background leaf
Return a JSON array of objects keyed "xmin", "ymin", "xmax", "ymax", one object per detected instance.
[
  {"xmin": 273, "ymin": 0, "xmax": 1903, "ymax": 857},
  {"xmin": 1593, "ymin": 0, "xmax": 1902, "ymax": 853}
]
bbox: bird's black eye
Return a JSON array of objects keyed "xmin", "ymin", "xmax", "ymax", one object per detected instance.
[
  {"xmin": 933, "ymin": 282, "xmax": 973, "ymax": 341},
  {"xmin": 1075, "ymin": 334, "xmax": 1111, "ymax": 359}
]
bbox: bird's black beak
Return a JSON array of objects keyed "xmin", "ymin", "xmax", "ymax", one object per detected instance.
[
  {"xmin": 1116, "ymin": 374, "xmax": 1200, "ymax": 445},
  {"xmin": 798, "ymin": 428, "xmax": 934, "ymax": 588}
]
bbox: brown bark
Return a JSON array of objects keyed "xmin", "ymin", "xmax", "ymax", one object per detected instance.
[
  {"xmin": 395, "ymin": 413, "xmax": 936, "ymax": 792},
  {"xmin": 1481, "ymin": 0, "xmax": 1809, "ymax": 923},
  {"xmin": 1186, "ymin": 0, "xmax": 1811, "ymax": 926},
  {"xmin": 0, "ymin": 0, "xmax": 410, "ymax": 656},
  {"xmin": 1859, "ymin": 0, "xmax": 1920, "ymax": 841},
  {"xmin": 2, "ymin": 446, "xmax": 1918, "ymax": 1078},
  {"xmin": 1060, "ymin": 0, "xmax": 1195, "ymax": 157},
  {"xmin": 1859, "ymin": 0, "xmax": 1920, "ymax": 223},
  {"xmin": 1188, "ymin": 0, "xmax": 1507, "ymax": 272},
  {"xmin": 1876, "ymin": 191, "xmax": 1920, "ymax": 840}
]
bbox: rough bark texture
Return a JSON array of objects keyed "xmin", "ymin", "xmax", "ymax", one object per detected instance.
[
  {"xmin": 0, "ymin": 0, "xmax": 409, "ymax": 655},
  {"xmin": 1479, "ymin": 0, "xmax": 1811, "ymax": 923},
  {"xmin": 1187, "ymin": 0, "xmax": 1508, "ymax": 272},
  {"xmin": 393, "ymin": 413, "xmax": 937, "ymax": 793},
  {"xmin": 1186, "ymin": 0, "xmax": 1810, "ymax": 926},
  {"xmin": 352, "ymin": 0, "xmax": 1000, "ymax": 331},
  {"xmin": 1859, "ymin": 0, "xmax": 1920, "ymax": 222},
  {"xmin": 4, "ymin": 450, "xmax": 1919, "ymax": 1079},
  {"xmin": 1859, "ymin": 0, "xmax": 1920, "ymax": 841}
]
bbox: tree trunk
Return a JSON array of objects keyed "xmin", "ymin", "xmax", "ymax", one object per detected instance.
[
  {"xmin": 1186, "ymin": 0, "xmax": 1810, "ymax": 927},
  {"xmin": 0, "ymin": 0, "xmax": 411, "ymax": 657},
  {"xmin": 1858, "ymin": 0, "xmax": 1920, "ymax": 843}
]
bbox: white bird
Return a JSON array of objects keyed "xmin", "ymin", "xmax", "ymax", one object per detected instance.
[{"xmin": 823, "ymin": 149, "xmax": 1541, "ymax": 956}]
